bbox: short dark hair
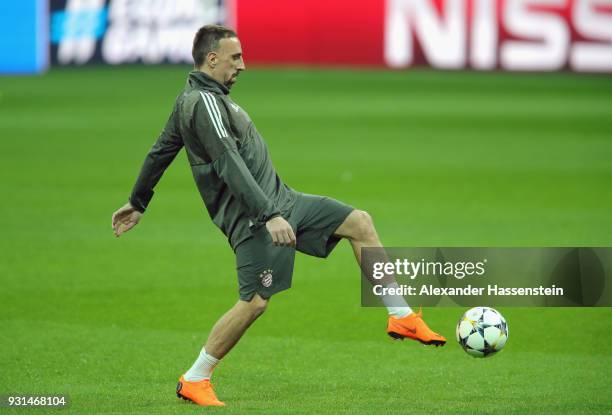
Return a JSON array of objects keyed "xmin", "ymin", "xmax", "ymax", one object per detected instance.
[{"xmin": 192, "ymin": 25, "xmax": 237, "ymax": 67}]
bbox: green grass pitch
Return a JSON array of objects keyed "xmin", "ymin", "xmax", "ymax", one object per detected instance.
[{"xmin": 1, "ymin": 66, "xmax": 611, "ymax": 414}]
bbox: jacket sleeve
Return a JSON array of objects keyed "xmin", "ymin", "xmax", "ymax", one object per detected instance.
[
  {"xmin": 129, "ymin": 104, "xmax": 183, "ymax": 213},
  {"xmin": 194, "ymin": 91, "xmax": 280, "ymax": 223}
]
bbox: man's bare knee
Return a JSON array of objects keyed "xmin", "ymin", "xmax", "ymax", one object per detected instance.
[
  {"xmin": 246, "ymin": 294, "xmax": 268, "ymax": 319},
  {"xmin": 345, "ymin": 209, "xmax": 377, "ymax": 241}
]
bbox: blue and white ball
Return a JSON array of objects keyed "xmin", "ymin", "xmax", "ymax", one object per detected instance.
[{"xmin": 456, "ymin": 307, "xmax": 508, "ymax": 358}]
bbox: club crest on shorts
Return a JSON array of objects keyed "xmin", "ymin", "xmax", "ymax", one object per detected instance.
[{"xmin": 259, "ymin": 269, "xmax": 273, "ymax": 288}]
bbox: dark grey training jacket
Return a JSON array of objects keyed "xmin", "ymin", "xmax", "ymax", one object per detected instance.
[{"xmin": 129, "ymin": 71, "xmax": 297, "ymax": 249}]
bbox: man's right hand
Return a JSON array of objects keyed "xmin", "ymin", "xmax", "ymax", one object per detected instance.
[
  {"xmin": 112, "ymin": 202, "xmax": 142, "ymax": 237},
  {"xmin": 265, "ymin": 216, "xmax": 296, "ymax": 247}
]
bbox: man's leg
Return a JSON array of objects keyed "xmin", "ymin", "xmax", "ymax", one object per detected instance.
[
  {"xmin": 333, "ymin": 209, "xmax": 383, "ymax": 270},
  {"xmin": 333, "ymin": 210, "xmax": 412, "ymax": 314},
  {"xmin": 204, "ymin": 293, "xmax": 268, "ymax": 359},
  {"xmin": 177, "ymin": 294, "xmax": 268, "ymax": 406},
  {"xmin": 334, "ymin": 210, "xmax": 446, "ymax": 346}
]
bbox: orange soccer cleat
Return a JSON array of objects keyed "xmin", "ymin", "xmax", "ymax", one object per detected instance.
[
  {"xmin": 176, "ymin": 376, "xmax": 225, "ymax": 407},
  {"xmin": 387, "ymin": 308, "xmax": 446, "ymax": 346}
]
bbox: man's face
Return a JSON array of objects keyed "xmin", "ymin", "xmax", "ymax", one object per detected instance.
[{"xmin": 208, "ymin": 37, "xmax": 246, "ymax": 89}]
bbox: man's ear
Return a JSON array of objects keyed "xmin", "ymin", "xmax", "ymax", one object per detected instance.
[{"xmin": 206, "ymin": 51, "xmax": 217, "ymax": 68}]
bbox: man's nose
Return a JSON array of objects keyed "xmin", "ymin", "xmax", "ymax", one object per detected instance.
[{"xmin": 238, "ymin": 58, "xmax": 246, "ymax": 71}]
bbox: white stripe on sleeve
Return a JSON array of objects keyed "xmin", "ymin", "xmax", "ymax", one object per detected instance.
[
  {"xmin": 199, "ymin": 91, "xmax": 226, "ymax": 138},
  {"xmin": 203, "ymin": 92, "xmax": 229, "ymax": 138}
]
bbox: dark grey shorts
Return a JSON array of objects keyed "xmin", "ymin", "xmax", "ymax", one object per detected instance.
[{"xmin": 235, "ymin": 193, "xmax": 354, "ymax": 301}]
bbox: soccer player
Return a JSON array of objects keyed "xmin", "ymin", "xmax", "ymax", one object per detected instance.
[{"xmin": 111, "ymin": 25, "xmax": 446, "ymax": 407}]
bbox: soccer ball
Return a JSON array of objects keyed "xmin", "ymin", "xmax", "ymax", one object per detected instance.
[{"xmin": 456, "ymin": 307, "xmax": 508, "ymax": 358}]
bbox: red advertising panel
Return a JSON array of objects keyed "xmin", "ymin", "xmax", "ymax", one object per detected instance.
[
  {"xmin": 236, "ymin": 0, "xmax": 612, "ymax": 72},
  {"xmin": 236, "ymin": 0, "xmax": 385, "ymax": 65}
]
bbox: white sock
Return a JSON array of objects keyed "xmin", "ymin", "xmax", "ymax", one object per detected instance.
[
  {"xmin": 184, "ymin": 348, "xmax": 219, "ymax": 382},
  {"xmin": 381, "ymin": 282, "xmax": 413, "ymax": 318}
]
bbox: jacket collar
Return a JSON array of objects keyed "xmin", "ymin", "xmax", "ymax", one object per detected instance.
[{"xmin": 187, "ymin": 71, "xmax": 229, "ymax": 95}]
